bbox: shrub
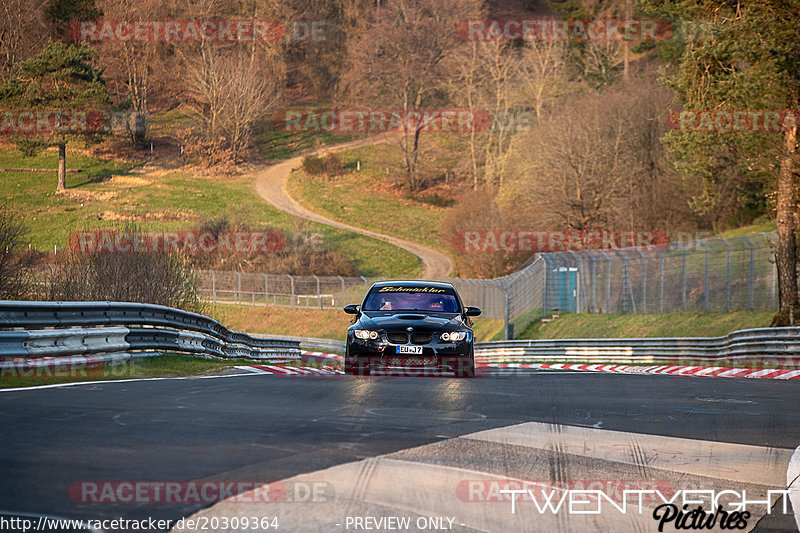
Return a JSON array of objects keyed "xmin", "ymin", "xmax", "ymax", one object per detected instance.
[
  {"xmin": 419, "ymin": 193, "xmax": 454, "ymax": 207},
  {"xmin": 46, "ymin": 223, "xmax": 205, "ymax": 313},
  {"xmin": 13, "ymin": 136, "xmax": 48, "ymax": 157},
  {"xmin": 0, "ymin": 202, "xmax": 35, "ymax": 299},
  {"xmin": 302, "ymin": 153, "xmax": 345, "ymax": 177}
]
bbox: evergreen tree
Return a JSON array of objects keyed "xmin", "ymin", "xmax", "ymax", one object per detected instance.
[
  {"xmin": 0, "ymin": 41, "xmax": 109, "ymax": 191},
  {"xmin": 640, "ymin": 0, "xmax": 800, "ymax": 324}
]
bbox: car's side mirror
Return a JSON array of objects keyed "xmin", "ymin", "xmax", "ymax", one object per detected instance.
[
  {"xmin": 343, "ymin": 304, "xmax": 360, "ymax": 315},
  {"xmin": 464, "ymin": 306, "xmax": 482, "ymax": 317}
]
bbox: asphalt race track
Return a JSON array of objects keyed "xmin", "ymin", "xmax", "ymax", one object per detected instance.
[{"xmin": 1, "ymin": 369, "xmax": 798, "ymax": 532}]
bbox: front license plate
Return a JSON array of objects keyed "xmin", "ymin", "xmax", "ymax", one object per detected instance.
[{"xmin": 397, "ymin": 345, "xmax": 422, "ymax": 355}]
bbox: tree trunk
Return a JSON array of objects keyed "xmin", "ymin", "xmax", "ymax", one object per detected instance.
[
  {"xmin": 772, "ymin": 124, "xmax": 799, "ymax": 325},
  {"xmin": 57, "ymin": 142, "xmax": 66, "ymax": 191}
]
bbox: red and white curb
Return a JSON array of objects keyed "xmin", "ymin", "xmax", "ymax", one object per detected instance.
[
  {"xmin": 301, "ymin": 350, "xmax": 343, "ymax": 361},
  {"xmin": 236, "ymin": 365, "xmax": 342, "ymax": 375},
  {"xmin": 488, "ymin": 363, "xmax": 800, "ymax": 379}
]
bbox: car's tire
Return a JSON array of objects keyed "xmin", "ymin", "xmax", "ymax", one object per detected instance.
[
  {"xmin": 355, "ymin": 357, "xmax": 371, "ymax": 376},
  {"xmin": 343, "ymin": 347, "xmax": 354, "ymax": 375}
]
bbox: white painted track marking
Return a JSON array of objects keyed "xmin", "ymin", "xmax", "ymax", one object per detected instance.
[
  {"xmin": 789, "ymin": 444, "xmax": 800, "ymax": 531},
  {"xmin": 173, "ymin": 421, "xmax": 797, "ymax": 532}
]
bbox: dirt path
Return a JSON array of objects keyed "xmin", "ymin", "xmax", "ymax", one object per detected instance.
[{"xmin": 252, "ymin": 134, "xmax": 453, "ymax": 279}]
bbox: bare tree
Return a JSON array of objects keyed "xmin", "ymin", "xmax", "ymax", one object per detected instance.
[
  {"xmin": 499, "ymin": 79, "xmax": 689, "ymax": 232},
  {"xmin": 339, "ymin": 0, "xmax": 482, "ymax": 189},
  {"xmin": 451, "ymin": 39, "xmax": 567, "ymax": 190},
  {"xmin": 48, "ymin": 223, "xmax": 204, "ymax": 312},
  {"xmin": 0, "ymin": 0, "xmax": 49, "ymax": 77},
  {"xmin": 95, "ymin": 0, "xmax": 164, "ymax": 145},
  {"xmin": 0, "ymin": 203, "xmax": 33, "ymax": 300},
  {"xmin": 515, "ymin": 40, "xmax": 569, "ymax": 122},
  {"xmin": 187, "ymin": 45, "xmax": 282, "ymax": 163}
]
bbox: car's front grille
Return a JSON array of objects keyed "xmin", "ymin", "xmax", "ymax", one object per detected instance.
[
  {"xmin": 387, "ymin": 332, "xmax": 409, "ymax": 344},
  {"xmin": 385, "ymin": 355, "xmax": 437, "ymax": 367},
  {"xmin": 411, "ymin": 332, "xmax": 433, "ymax": 344}
]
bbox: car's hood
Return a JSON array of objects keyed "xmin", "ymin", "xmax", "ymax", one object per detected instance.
[{"xmin": 358, "ymin": 312, "xmax": 463, "ymax": 331}]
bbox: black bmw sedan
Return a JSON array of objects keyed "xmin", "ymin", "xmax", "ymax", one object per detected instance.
[{"xmin": 343, "ymin": 280, "xmax": 481, "ymax": 377}]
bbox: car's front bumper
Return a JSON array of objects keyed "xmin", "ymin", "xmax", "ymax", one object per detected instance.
[{"xmin": 346, "ymin": 337, "xmax": 472, "ymax": 366}]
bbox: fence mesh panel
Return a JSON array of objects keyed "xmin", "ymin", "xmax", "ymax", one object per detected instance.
[{"xmin": 194, "ymin": 233, "xmax": 777, "ymax": 324}]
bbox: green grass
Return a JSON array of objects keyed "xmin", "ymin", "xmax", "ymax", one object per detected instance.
[
  {"xmin": 254, "ymin": 124, "xmax": 357, "ymax": 162},
  {"xmin": 516, "ymin": 310, "xmax": 775, "ymax": 340},
  {"xmin": 286, "ymin": 141, "xmax": 453, "ymax": 249},
  {"xmin": 252, "ymin": 105, "xmax": 359, "ymax": 162},
  {"xmin": 0, "ymin": 353, "xmax": 267, "ymax": 389},
  {"xmin": 2, "ymin": 146, "xmax": 420, "ymax": 277},
  {"xmin": 718, "ymin": 219, "xmax": 776, "ymax": 238}
]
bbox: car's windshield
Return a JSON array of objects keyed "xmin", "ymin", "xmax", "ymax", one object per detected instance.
[{"xmin": 363, "ymin": 287, "xmax": 460, "ymax": 312}]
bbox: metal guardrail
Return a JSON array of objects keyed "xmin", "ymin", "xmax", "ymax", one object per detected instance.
[
  {"xmin": 0, "ymin": 301, "xmax": 300, "ymax": 361},
  {"xmin": 256, "ymin": 328, "xmax": 800, "ymax": 368},
  {"xmin": 259, "ymin": 335, "xmax": 346, "ymax": 354},
  {"xmin": 474, "ymin": 327, "xmax": 800, "ymax": 366},
  {"xmin": 2, "ymin": 301, "xmax": 796, "ymax": 368}
]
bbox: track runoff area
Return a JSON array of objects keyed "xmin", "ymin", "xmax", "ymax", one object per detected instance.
[{"xmin": 0, "ymin": 358, "xmax": 798, "ymax": 533}]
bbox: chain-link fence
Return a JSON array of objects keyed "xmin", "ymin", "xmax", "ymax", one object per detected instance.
[
  {"xmin": 195, "ymin": 233, "xmax": 777, "ymax": 339},
  {"xmin": 536, "ymin": 233, "xmax": 776, "ymax": 317}
]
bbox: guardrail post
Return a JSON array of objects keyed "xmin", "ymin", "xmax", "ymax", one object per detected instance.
[
  {"xmin": 740, "ymin": 236, "xmax": 755, "ymax": 310},
  {"xmin": 361, "ymin": 276, "xmax": 367, "ymax": 293},
  {"xmin": 337, "ymin": 276, "xmax": 345, "ymax": 307},
  {"xmin": 211, "ymin": 270, "xmax": 216, "ymax": 304},
  {"xmin": 314, "ymin": 275, "xmax": 322, "ymax": 309},
  {"xmin": 289, "ymin": 275, "xmax": 295, "ymax": 310},
  {"xmin": 717, "ymin": 238, "xmax": 731, "ymax": 312},
  {"xmin": 696, "ymin": 239, "xmax": 710, "ymax": 312},
  {"xmin": 263, "ymin": 274, "xmax": 269, "ymax": 307}
]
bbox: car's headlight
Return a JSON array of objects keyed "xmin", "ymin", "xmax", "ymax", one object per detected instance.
[
  {"xmin": 354, "ymin": 329, "xmax": 379, "ymax": 340},
  {"xmin": 440, "ymin": 331, "xmax": 467, "ymax": 342}
]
